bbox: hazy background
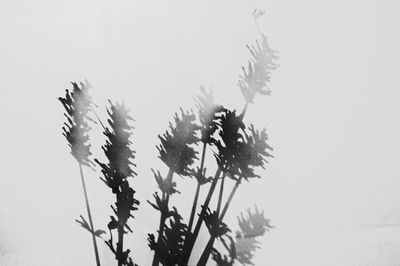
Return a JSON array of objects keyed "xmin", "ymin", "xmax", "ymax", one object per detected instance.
[{"xmin": 1, "ymin": 0, "xmax": 400, "ymax": 265}]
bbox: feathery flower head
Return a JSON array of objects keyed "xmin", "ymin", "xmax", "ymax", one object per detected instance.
[
  {"xmin": 59, "ymin": 80, "xmax": 95, "ymax": 166},
  {"xmin": 231, "ymin": 124, "xmax": 273, "ymax": 180},
  {"xmin": 157, "ymin": 109, "xmax": 201, "ymax": 176},
  {"xmin": 234, "ymin": 206, "xmax": 274, "ymax": 265},
  {"xmin": 238, "ymin": 34, "xmax": 279, "ymax": 104},
  {"xmin": 215, "ymin": 109, "xmax": 273, "ymax": 180},
  {"xmin": 237, "ymin": 206, "xmax": 274, "ymax": 238},
  {"xmin": 96, "ymin": 100, "xmax": 136, "ymax": 191},
  {"xmin": 214, "ymin": 109, "xmax": 245, "ymax": 173}
]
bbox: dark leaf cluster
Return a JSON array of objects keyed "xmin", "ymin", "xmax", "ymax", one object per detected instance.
[
  {"xmin": 238, "ymin": 34, "xmax": 279, "ymax": 103},
  {"xmin": 147, "ymin": 192, "xmax": 169, "ymax": 216},
  {"xmin": 214, "ymin": 109, "xmax": 245, "ymax": 173},
  {"xmin": 157, "ymin": 109, "xmax": 201, "ymax": 176},
  {"xmin": 59, "ymin": 81, "xmax": 95, "ymax": 166},
  {"xmin": 203, "ymin": 208, "xmax": 230, "ymax": 238},
  {"xmin": 215, "ymin": 109, "xmax": 273, "ymax": 180},
  {"xmin": 148, "ymin": 207, "xmax": 188, "ymax": 266}
]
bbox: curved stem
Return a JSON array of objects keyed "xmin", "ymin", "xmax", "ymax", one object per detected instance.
[{"xmin": 79, "ymin": 163, "xmax": 101, "ymax": 266}]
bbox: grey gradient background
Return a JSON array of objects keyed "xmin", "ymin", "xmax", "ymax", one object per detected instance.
[{"xmin": 1, "ymin": 0, "xmax": 400, "ymax": 265}]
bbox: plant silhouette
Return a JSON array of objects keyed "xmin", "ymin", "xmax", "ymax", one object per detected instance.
[
  {"xmin": 58, "ymin": 11, "xmax": 278, "ymax": 266},
  {"xmin": 58, "ymin": 81, "xmax": 101, "ymax": 266},
  {"xmin": 148, "ymin": 12, "xmax": 278, "ymax": 265},
  {"xmin": 95, "ymin": 101, "xmax": 140, "ymax": 266}
]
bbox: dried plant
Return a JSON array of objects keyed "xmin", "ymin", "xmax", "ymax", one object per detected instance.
[
  {"xmin": 148, "ymin": 18, "xmax": 278, "ymax": 265},
  {"xmin": 95, "ymin": 101, "xmax": 140, "ymax": 266},
  {"xmin": 58, "ymin": 11, "xmax": 278, "ymax": 266},
  {"xmin": 149, "ymin": 109, "xmax": 201, "ymax": 266},
  {"xmin": 58, "ymin": 81, "xmax": 101, "ymax": 266}
]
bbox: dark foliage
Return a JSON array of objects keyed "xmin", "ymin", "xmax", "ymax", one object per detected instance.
[
  {"xmin": 95, "ymin": 101, "xmax": 140, "ymax": 266},
  {"xmin": 238, "ymin": 34, "xmax": 279, "ymax": 104},
  {"xmin": 203, "ymin": 208, "xmax": 230, "ymax": 238},
  {"xmin": 59, "ymin": 80, "xmax": 95, "ymax": 166},
  {"xmin": 157, "ymin": 109, "xmax": 201, "ymax": 177},
  {"xmin": 148, "ymin": 208, "xmax": 188, "ymax": 266},
  {"xmin": 214, "ymin": 109, "xmax": 245, "ymax": 174},
  {"xmin": 215, "ymin": 110, "xmax": 273, "ymax": 180}
]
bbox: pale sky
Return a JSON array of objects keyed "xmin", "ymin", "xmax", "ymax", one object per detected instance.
[{"xmin": 1, "ymin": 0, "xmax": 400, "ymax": 265}]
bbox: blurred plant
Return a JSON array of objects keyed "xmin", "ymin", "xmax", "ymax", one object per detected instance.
[
  {"xmin": 95, "ymin": 101, "xmax": 140, "ymax": 266},
  {"xmin": 58, "ymin": 81, "xmax": 101, "ymax": 266},
  {"xmin": 211, "ymin": 206, "xmax": 274, "ymax": 266}
]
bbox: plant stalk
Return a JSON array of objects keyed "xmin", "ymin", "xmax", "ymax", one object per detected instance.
[
  {"xmin": 187, "ymin": 142, "xmax": 207, "ymax": 232},
  {"xmin": 180, "ymin": 168, "xmax": 222, "ymax": 265},
  {"xmin": 216, "ymin": 174, "xmax": 225, "ymax": 215},
  {"xmin": 117, "ymin": 225, "xmax": 124, "ymax": 266},
  {"xmin": 152, "ymin": 168, "xmax": 174, "ymax": 266},
  {"xmin": 182, "ymin": 103, "xmax": 249, "ymax": 265},
  {"xmin": 79, "ymin": 163, "xmax": 101, "ymax": 266},
  {"xmin": 197, "ymin": 175, "xmax": 244, "ymax": 266}
]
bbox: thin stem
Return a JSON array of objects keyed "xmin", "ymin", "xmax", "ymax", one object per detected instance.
[
  {"xmin": 180, "ymin": 168, "xmax": 222, "ymax": 265},
  {"xmin": 220, "ymin": 176, "xmax": 243, "ymax": 221},
  {"xmin": 152, "ymin": 168, "xmax": 174, "ymax": 266},
  {"xmin": 216, "ymin": 174, "xmax": 225, "ymax": 215},
  {"xmin": 188, "ymin": 183, "xmax": 200, "ymax": 232},
  {"xmin": 197, "ymin": 237, "xmax": 215, "ymax": 266},
  {"xmin": 197, "ymin": 176, "xmax": 243, "ymax": 266},
  {"xmin": 187, "ymin": 142, "xmax": 207, "ymax": 232},
  {"xmin": 79, "ymin": 163, "xmax": 101, "ymax": 266},
  {"xmin": 90, "ymin": 106, "xmax": 106, "ymax": 131},
  {"xmin": 117, "ymin": 225, "xmax": 124, "ymax": 266},
  {"xmin": 182, "ymin": 103, "xmax": 249, "ymax": 265}
]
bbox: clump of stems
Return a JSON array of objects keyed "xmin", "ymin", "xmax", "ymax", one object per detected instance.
[
  {"xmin": 59, "ymin": 81, "xmax": 101, "ymax": 266},
  {"xmin": 148, "ymin": 21, "xmax": 278, "ymax": 266},
  {"xmin": 148, "ymin": 109, "xmax": 200, "ymax": 266}
]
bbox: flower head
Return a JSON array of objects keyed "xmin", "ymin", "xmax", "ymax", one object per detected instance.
[
  {"xmin": 238, "ymin": 34, "xmax": 279, "ymax": 103},
  {"xmin": 157, "ymin": 109, "xmax": 201, "ymax": 176},
  {"xmin": 59, "ymin": 80, "xmax": 95, "ymax": 166}
]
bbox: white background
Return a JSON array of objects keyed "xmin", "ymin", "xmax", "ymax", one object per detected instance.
[{"xmin": 1, "ymin": 0, "xmax": 400, "ymax": 265}]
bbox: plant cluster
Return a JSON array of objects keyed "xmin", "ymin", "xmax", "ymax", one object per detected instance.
[{"xmin": 59, "ymin": 12, "xmax": 278, "ymax": 266}]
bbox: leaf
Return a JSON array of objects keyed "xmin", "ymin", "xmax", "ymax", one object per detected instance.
[
  {"xmin": 94, "ymin": 229, "xmax": 106, "ymax": 237},
  {"xmin": 75, "ymin": 215, "xmax": 92, "ymax": 233}
]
